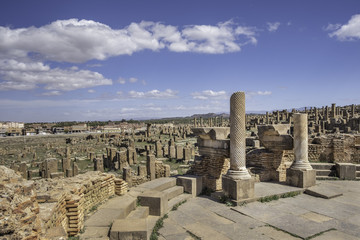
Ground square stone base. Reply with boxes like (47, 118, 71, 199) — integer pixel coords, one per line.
(222, 175, 255, 201)
(286, 168, 316, 188)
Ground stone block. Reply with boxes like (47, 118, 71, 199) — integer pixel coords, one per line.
(138, 190, 168, 216)
(123, 167, 132, 187)
(286, 168, 316, 188)
(110, 218, 148, 240)
(169, 146, 176, 159)
(176, 175, 203, 197)
(222, 176, 254, 201)
(335, 163, 356, 180)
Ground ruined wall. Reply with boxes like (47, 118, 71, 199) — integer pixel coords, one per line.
(309, 134, 360, 163)
(246, 149, 293, 182)
(0, 166, 42, 240)
(189, 140, 230, 191)
(0, 166, 128, 239)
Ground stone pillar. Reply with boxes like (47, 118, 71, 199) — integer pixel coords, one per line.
(176, 145, 183, 160)
(138, 165, 147, 177)
(286, 113, 316, 188)
(228, 92, 251, 179)
(222, 92, 254, 202)
(266, 112, 269, 124)
(331, 103, 336, 118)
(123, 167, 133, 187)
(156, 141, 163, 158)
(147, 154, 156, 180)
(291, 113, 312, 170)
(352, 104, 355, 118)
(147, 123, 151, 137)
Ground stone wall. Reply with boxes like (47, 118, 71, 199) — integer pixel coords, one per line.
(0, 166, 42, 240)
(189, 138, 230, 191)
(309, 134, 360, 163)
(0, 166, 128, 239)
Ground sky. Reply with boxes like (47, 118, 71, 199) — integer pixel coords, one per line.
(0, 0, 360, 122)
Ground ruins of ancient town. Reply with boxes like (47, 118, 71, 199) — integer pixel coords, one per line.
(1, 92, 360, 239)
(1, 2, 360, 239)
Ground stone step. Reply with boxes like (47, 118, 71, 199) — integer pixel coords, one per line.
(356, 177, 360, 180)
(356, 164, 360, 171)
(316, 176, 339, 180)
(126, 206, 149, 220)
(138, 190, 168, 216)
(167, 193, 192, 212)
(85, 195, 136, 227)
(311, 163, 336, 170)
(315, 169, 335, 176)
(356, 172, 360, 177)
(139, 177, 177, 192)
(110, 218, 148, 240)
(163, 186, 184, 201)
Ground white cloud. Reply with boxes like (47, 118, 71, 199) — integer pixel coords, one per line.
(118, 77, 126, 84)
(141, 80, 147, 85)
(0, 18, 258, 63)
(191, 90, 227, 100)
(88, 89, 95, 93)
(129, 77, 138, 83)
(328, 14, 360, 41)
(128, 89, 178, 99)
(246, 91, 272, 97)
(0, 59, 112, 91)
(267, 22, 280, 32)
(42, 91, 62, 96)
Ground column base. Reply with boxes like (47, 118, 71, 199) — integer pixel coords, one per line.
(286, 168, 316, 188)
(222, 175, 254, 201)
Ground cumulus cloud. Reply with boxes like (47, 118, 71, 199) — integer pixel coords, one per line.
(246, 91, 272, 97)
(129, 77, 138, 83)
(0, 19, 259, 92)
(0, 18, 258, 63)
(118, 77, 126, 84)
(88, 89, 95, 93)
(267, 22, 280, 32)
(327, 14, 360, 41)
(191, 90, 227, 100)
(42, 91, 62, 96)
(128, 89, 178, 99)
(0, 59, 112, 91)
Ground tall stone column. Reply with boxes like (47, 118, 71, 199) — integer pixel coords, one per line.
(287, 113, 316, 188)
(331, 103, 336, 118)
(223, 91, 254, 203)
(291, 113, 313, 170)
(228, 92, 251, 179)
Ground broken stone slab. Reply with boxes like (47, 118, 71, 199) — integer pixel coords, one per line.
(191, 127, 230, 140)
(258, 124, 293, 151)
(305, 183, 344, 199)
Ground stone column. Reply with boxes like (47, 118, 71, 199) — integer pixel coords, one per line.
(331, 103, 336, 118)
(286, 113, 316, 188)
(291, 113, 313, 170)
(223, 91, 254, 203)
(228, 92, 251, 179)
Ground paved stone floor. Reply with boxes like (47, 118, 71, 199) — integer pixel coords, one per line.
(159, 181, 360, 240)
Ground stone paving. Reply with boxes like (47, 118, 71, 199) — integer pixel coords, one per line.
(159, 181, 360, 240)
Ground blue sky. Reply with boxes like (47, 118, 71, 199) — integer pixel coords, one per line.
(0, 0, 360, 122)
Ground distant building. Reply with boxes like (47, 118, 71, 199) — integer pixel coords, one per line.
(0, 122, 24, 136)
(69, 124, 88, 133)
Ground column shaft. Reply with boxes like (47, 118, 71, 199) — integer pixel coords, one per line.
(291, 113, 312, 170)
(228, 91, 251, 179)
